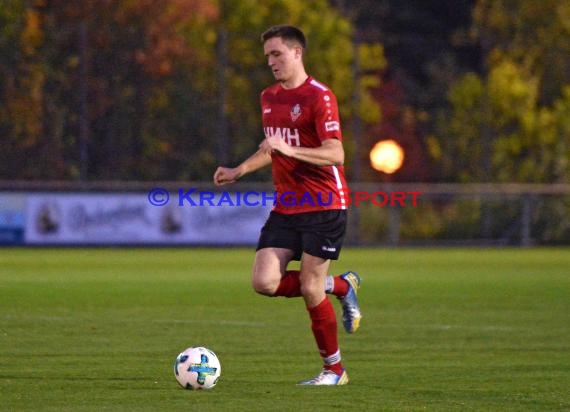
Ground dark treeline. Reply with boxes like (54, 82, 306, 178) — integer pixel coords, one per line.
(1, 0, 568, 183)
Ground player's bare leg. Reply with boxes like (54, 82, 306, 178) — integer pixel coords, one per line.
(299, 253, 329, 308)
(251, 247, 295, 296)
(252, 248, 349, 385)
(297, 253, 348, 386)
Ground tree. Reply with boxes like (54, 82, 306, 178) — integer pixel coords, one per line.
(1, 0, 384, 181)
(337, 0, 477, 182)
(436, 0, 570, 183)
(0, 0, 48, 178)
(0, 0, 219, 180)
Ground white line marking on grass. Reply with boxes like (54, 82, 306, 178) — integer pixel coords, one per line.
(382, 323, 520, 331)
(163, 319, 266, 327)
(3, 315, 266, 328)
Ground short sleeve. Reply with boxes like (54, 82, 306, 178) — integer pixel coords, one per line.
(313, 90, 342, 142)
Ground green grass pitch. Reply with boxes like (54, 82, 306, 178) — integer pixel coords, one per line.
(1, 247, 569, 411)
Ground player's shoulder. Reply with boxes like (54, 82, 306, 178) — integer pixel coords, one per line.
(260, 77, 337, 100)
(307, 77, 331, 93)
(261, 82, 281, 98)
(305, 77, 338, 101)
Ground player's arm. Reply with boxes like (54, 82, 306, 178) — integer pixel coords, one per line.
(213, 149, 272, 186)
(260, 137, 344, 167)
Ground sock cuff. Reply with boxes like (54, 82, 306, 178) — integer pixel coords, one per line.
(323, 349, 341, 366)
(325, 275, 334, 293)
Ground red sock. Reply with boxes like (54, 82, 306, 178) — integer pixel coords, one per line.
(331, 275, 349, 297)
(273, 270, 301, 298)
(308, 297, 343, 375)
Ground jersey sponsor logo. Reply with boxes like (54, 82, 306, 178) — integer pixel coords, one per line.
(263, 107, 272, 114)
(325, 121, 340, 132)
(290, 104, 301, 122)
(264, 126, 301, 147)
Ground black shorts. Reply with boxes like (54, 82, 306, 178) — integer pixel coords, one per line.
(256, 210, 347, 261)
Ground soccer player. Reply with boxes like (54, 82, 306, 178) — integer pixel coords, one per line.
(213, 25, 361, 386)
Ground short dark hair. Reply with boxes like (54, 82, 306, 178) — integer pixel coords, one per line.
(261, 25, 306, 50)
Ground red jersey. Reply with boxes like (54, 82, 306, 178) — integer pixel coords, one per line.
(260, 76, 348, 214)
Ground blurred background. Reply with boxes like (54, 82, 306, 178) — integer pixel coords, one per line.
(1, 0, 569, 246)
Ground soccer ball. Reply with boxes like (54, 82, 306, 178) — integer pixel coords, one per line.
(174, 347, 221, 390)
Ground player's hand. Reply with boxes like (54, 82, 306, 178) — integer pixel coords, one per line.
(259, 136, 293, 157)
(213, 166, 240, 186)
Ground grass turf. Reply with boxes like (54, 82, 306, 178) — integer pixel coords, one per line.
(1, 247, 569, 411)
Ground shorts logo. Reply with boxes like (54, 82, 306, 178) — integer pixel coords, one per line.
(322, 246, 337, 252)
(325, 121, 340, 132)
(290, 104, 302, 122)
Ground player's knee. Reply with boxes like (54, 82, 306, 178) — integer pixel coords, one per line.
(299, 279, 320, 298)
(252, 276, 278, 296)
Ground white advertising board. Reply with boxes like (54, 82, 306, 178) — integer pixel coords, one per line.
(25, 192, 272, 245)
(0, 193, 26, 244)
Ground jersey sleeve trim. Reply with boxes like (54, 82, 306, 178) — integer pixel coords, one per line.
(332, 165, 347, 209)
(309, 78, 329, 92)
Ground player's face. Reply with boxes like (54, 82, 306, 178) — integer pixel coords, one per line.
(263, 37, 302, 83)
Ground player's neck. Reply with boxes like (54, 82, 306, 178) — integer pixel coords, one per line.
(280, 70, 309, 90)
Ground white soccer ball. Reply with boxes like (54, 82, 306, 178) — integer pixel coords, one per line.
(174, 347, 221, 390)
